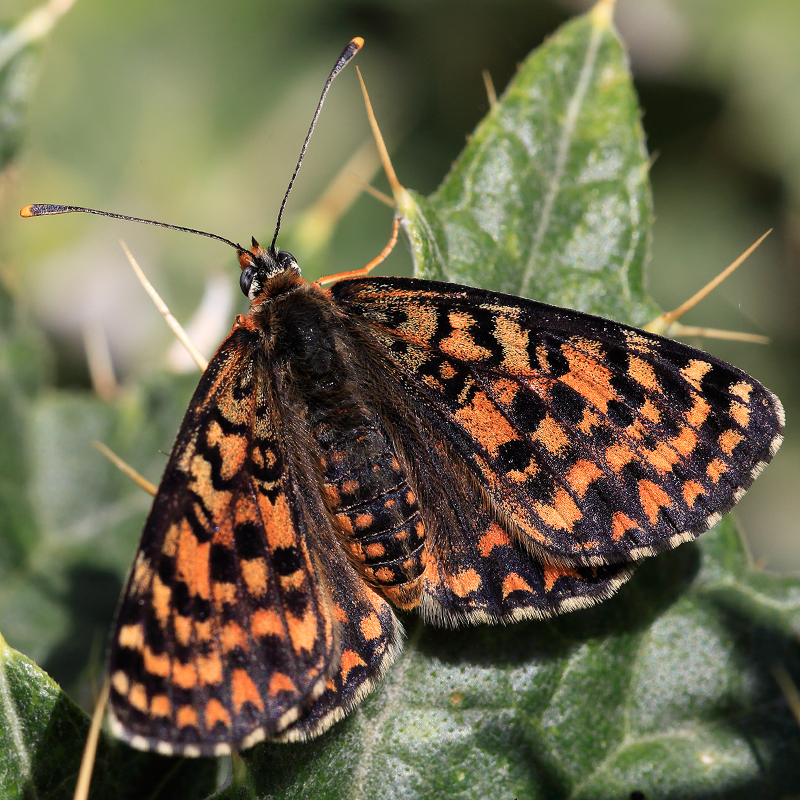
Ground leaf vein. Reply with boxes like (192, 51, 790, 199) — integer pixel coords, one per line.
(519, 20, 605, 297)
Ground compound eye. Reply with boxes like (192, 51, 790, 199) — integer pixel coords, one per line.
(239, 265, 254, 297)
(277, 251, 296, 270)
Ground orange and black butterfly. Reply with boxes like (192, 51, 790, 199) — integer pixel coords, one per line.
(23, 39, 784, 757)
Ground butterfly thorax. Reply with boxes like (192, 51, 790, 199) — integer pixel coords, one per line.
(258, 281, 428, 611)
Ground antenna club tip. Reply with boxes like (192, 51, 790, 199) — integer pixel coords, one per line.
(351, 36, 364, 51)
(20, 203, 69, 217)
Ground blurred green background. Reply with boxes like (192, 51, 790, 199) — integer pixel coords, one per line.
(1, 0, 798, 698)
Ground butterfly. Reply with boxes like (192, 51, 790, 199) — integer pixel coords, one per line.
(23, 38, 784, 758)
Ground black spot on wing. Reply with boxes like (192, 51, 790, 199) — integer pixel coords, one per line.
(549, 382, 586, 424)
(234, 521, 266, 560)
(210, 543, 238, 583)
(273, 545, 303, 576)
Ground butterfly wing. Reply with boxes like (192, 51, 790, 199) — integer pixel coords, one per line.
(331, 277, 784, 569)
(381, 413, 636, 624)
(107, 322, 400, 755)
(270, 563, 402, 742)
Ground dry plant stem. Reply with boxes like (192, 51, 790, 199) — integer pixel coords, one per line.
(666, 323, 769, 345)
(72, 681, 109, 800)
(119, 240, 208, 372)
(82, 322, 119, 401)
(646, 230, 772, 338)
(315, 69, 406, 286)
(356, 67, 411, 209)
(90, 440, 157, 497)
(482, 69, 498, 108)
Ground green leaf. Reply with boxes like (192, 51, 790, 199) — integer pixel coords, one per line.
(0, 0, 79, 590)
(0, 0, 79, 172)
(0, 278, 51, 579)
(225, 5, 798, 798)
(0, 373, 198, 674)
(0, 35, 38, 173)
(0, 631, 217, 800)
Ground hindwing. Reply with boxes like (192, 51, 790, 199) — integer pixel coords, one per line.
(379, 413, 636, 625)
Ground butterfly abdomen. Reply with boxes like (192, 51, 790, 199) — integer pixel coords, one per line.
(271, 287, 427, 611)
(320, 422, 427, 611)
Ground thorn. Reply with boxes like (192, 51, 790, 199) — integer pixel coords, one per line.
(356, 66, 413, 214)
(72, 681, 108, 800)
(357, 180, 395, 209)
(119, 240, 208, 372)
(292, 137, 383, 260)
(772, 664, 800, 730)
(82, 321, 118, 401)
(645, 230, 772, 338)
(660, 322, 769, 346)
(482, 69, 497, 108)
(90, 440, 157, 497)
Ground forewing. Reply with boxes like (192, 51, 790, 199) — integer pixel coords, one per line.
(332, 277, 784, 565)
(108, 325, 336, 756)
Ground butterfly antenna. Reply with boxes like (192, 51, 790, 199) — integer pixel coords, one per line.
(21, 37, 363, 256)
(270, 36, 364, 254)
(20, 204, 245, 253)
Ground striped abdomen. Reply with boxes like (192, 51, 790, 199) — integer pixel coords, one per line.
(314, 407, 427, 610)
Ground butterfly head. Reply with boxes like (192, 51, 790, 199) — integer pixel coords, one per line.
(238, 237, 299, 301)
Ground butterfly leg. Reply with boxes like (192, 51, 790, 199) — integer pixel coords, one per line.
(316, 216, 400, 286)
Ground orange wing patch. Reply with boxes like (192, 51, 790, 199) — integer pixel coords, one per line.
(543, 563, 582, 592)
(454, 389, 520, 458)
(233, 669, 265, 712)
(638, 480, 672, 525)
(447, 568, 482, 598)
(478, 524, 511, 556)
(502, 573, 533, 598)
